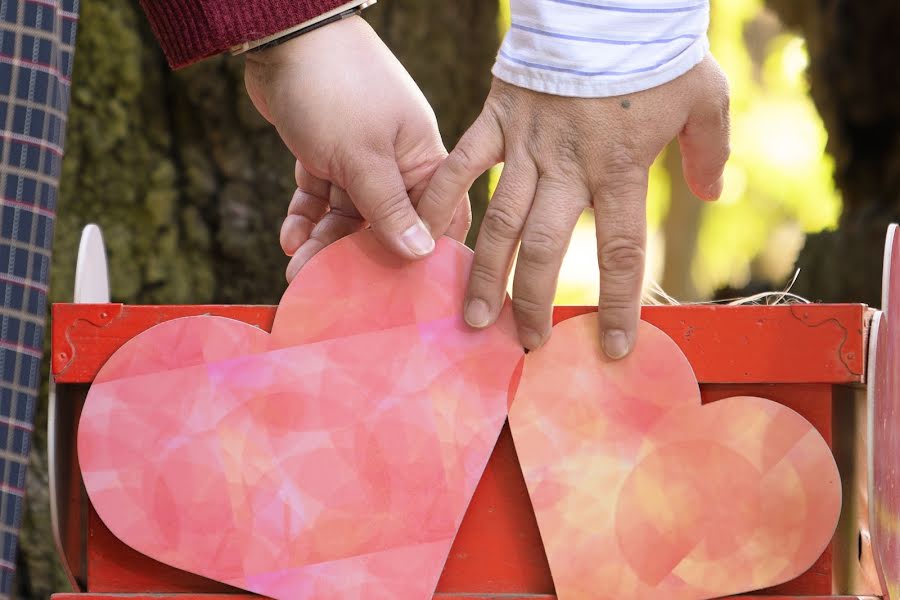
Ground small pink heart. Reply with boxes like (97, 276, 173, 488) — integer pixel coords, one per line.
(510, 314, 842, 600)
(78, 231, 524, 600)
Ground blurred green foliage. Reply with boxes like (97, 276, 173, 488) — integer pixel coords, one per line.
(694, 0, 840, 295)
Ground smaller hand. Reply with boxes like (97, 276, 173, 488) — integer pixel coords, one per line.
(244, 15, 471, 279)
(280, 161, 471, 280)
(417, 56, 730, 357)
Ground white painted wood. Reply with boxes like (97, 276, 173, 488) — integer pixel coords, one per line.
(49, 224, 110, 590)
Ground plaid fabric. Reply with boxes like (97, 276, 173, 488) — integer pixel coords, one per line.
(0, 0, 78, 596)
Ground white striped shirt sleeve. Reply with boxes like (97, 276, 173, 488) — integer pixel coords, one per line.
(493, 0, 710, 98)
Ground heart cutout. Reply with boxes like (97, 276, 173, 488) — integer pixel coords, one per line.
(78, 231, 524, 600)
(509, 314, 842, 600)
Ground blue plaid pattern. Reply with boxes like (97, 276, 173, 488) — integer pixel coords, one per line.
(0, 0, 78, 596)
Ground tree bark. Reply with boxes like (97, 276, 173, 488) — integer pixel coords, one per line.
(662, 144, 703, 300)
(766, 0, 900, 306)
(19, 1, 498, 597)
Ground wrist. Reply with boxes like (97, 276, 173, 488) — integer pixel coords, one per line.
(246, 14, 372, 67)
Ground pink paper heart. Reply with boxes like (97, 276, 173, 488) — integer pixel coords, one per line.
(509, 314, 842, 600)
(78, 231, 524, 600)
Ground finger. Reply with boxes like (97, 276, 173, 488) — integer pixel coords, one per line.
(343, 155, 435, 260)
(593, 167, 649, 360)
(678, 73, 731, 200)
(280, 188, 330, 256)
(446, 195, 473, 243)
(285, 187, 364, 281)
(464, 159, 538, 331)
(512, 179, 588, 349)
(417, 108, 504, 238)
(405, 159, 471, 243)
(295, 160, 330, 197)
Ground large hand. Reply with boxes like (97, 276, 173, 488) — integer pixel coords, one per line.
(244, 15, 470, 280)
(417, 56, 730, 358)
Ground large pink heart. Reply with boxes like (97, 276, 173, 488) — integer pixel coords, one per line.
(510, 314, 842, 600)
(78, 231, 524, 600)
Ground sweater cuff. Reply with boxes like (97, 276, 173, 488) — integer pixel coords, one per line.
(140, 0, 350, 69)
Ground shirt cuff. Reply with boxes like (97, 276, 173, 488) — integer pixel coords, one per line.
(492, 1, 710, 98)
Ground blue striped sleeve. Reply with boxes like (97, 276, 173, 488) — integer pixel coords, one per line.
(493, 0, 710, 97)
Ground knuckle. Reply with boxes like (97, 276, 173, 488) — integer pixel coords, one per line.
(556, 132, 583, 167)
(720, 84, 731, 114)
(714, 68, 731, 104)
(448, 142, 477, 176)
(487, 80, 520, 116)
(482, 203, 525, 242)
(603, 146, 642, 179)
(512, 294, 546, 321)
(369, 188, 412, 226)
(704, 68, 731, 126)
(594, 154, 647, 200)
(519, 229, 566, 268)
(468, 261, 503, 290)
(598, 237, 645, 278)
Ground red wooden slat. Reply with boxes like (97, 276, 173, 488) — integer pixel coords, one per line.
(51, 303, 866, 384)
(52, 304, 858, 597)
(51, 305, 275, 383)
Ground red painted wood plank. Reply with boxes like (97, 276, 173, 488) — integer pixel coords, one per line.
(51, 305, 276, 384)
(51, 303, 866, 384)
(556, 304, 866, 383)
(436, 424, 552, 593)
(52, 304, 852, 596)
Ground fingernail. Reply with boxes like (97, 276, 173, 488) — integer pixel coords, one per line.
(520, 328, 544, 350)
(402, 223, 435, 256)
(465, 298, 491, 328)
(603, 329, 629, 360)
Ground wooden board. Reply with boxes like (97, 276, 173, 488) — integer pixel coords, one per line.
(872, 223, 900, 598)
(52, 303, 867, 384)
(49, 304, 863, 597)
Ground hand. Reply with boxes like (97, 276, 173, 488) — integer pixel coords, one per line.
(417, 56, 730, 358)
(244, 16, 471, 280)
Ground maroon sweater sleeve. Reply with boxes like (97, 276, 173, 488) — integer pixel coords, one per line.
(140, 0, 350, 69)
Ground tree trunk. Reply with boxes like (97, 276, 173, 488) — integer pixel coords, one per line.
(662, 144, 703, 300)
(766, 0, 900, 306)
(19, 1, 498, 597)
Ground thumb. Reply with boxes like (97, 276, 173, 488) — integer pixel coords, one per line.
(343, 155, 435, 260)
(678, 76, 731, 201)
(417, 108, 504, 238)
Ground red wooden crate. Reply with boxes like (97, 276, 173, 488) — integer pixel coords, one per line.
(49, 302, 877, 599)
